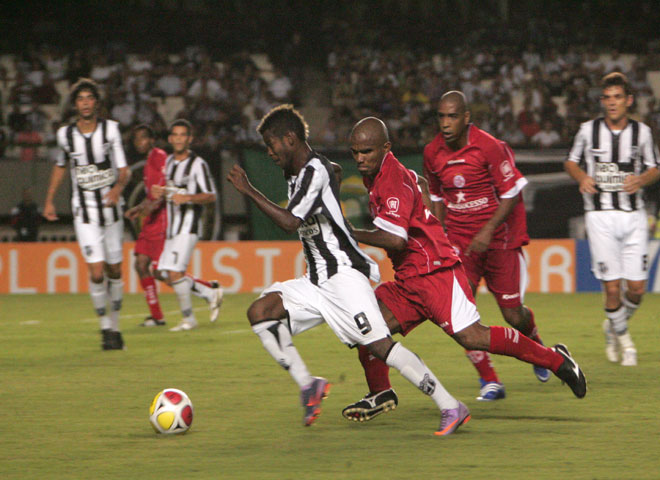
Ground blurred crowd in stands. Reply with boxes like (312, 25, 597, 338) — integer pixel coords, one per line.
(323, 44, 660, 149)
(3, 14, 660, 162)
(0, 43, 295, 163)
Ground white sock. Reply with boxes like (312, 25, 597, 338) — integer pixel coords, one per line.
(617, 331, 636, 350)
(252, 320, 313, 388)
(189, 276, 216, 302)
(89, 279, 111, 330)
(172, 276, 195, 323)
(385, 342, 458, 410)
(107, 277, 123, 332)
(606, 304, 628, 335)
(621, 294, 640, 320)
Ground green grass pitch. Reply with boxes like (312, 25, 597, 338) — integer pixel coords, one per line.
(1, 292, 659, 479)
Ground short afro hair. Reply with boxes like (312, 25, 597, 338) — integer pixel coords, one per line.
(257, 104, 309, 141)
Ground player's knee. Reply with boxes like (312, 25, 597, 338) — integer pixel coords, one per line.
(104, 263, 122, 280)
(134, 258, 150, 277)
(247, 299, 270, 325)
(366, 337, 393, 361)
(452, 323, 489, 350)
(603, 281, 621, 299)
(626, 282, 646, 297)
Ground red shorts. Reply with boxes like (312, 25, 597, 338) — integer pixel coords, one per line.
(375, 264, 480, 336)
(134, 230, 165, 265)
(449, 233, 524, 309)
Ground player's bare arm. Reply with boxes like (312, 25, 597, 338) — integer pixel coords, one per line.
(151, 184, 165, 200)
(623, 167, 660, 194)
(564, 161, 597, 194)
(43, 165, 67, 221)
(125, 196, 162, 220)
(466, 196, 519, 255)
(331, 161, 343, 184)
(430, 200, 447, 227)
(103, 167, 131, 207)
(171, 192, 215, 206)
(227, 164, 302, 234)
(416, 175, 433, 210)
(352, 227, 406, 252)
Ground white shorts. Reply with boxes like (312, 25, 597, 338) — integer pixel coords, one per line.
(74, 218, 124, 264)
(261, 268, 391, 347)
(585, 209, 649, 281)
(157, 233, 198, 272)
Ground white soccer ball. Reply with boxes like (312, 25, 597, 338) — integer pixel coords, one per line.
(149, 388, 194, 435)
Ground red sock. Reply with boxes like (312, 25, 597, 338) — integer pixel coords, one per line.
(520, 306, 543, 344)
(358, 344, 391, 393)
(188, 274, 213, 288)
(465, 350, 500, 383)
(489, 325, 564, 372)
(140, 276, 163, 320)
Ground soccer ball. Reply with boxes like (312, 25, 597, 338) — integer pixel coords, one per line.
(149, 388, 194, 435)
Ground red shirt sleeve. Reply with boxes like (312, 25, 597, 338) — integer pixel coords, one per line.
(372, 166, 415, 238)
(482, 138, 524, 196)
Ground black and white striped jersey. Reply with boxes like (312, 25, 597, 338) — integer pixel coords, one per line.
(56, 119, 127, 225)
(163, 152, 216, 238)
(567, 117, 659, 212)
(287, 152, 379, 285)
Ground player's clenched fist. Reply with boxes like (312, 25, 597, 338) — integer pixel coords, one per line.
(227, 164, 253, 195)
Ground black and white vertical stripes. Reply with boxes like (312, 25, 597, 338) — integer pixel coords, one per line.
(286, 152, 379, 285)
(163, 152, 215, 238)
(567, 117, 658, 212)
(57, 118, 127, 225)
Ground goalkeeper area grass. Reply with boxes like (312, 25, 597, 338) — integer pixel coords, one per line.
(1, 292, 658, 479)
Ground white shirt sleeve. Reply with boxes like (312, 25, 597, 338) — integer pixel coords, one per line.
(567, 123, 588, 163)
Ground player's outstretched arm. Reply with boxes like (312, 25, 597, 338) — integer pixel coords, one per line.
(227, 164, 302, 234)
(172, 192, 215, 206)
(43, 165, 67, 221)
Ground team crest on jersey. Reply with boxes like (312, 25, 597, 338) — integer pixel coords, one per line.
(500, 160, 514, 180)
(386, 197, 400, 216)
(453, 174, 465, 188)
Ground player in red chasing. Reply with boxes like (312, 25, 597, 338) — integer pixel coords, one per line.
(125, 124, 222, 328)
(341, 117, 586, 423)
(426, 91, 553, 394)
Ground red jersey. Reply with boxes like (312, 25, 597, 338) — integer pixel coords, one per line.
(364, 151, 460, 280)
(423, 124, 529, 250)
(141, 147, 168, 235)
